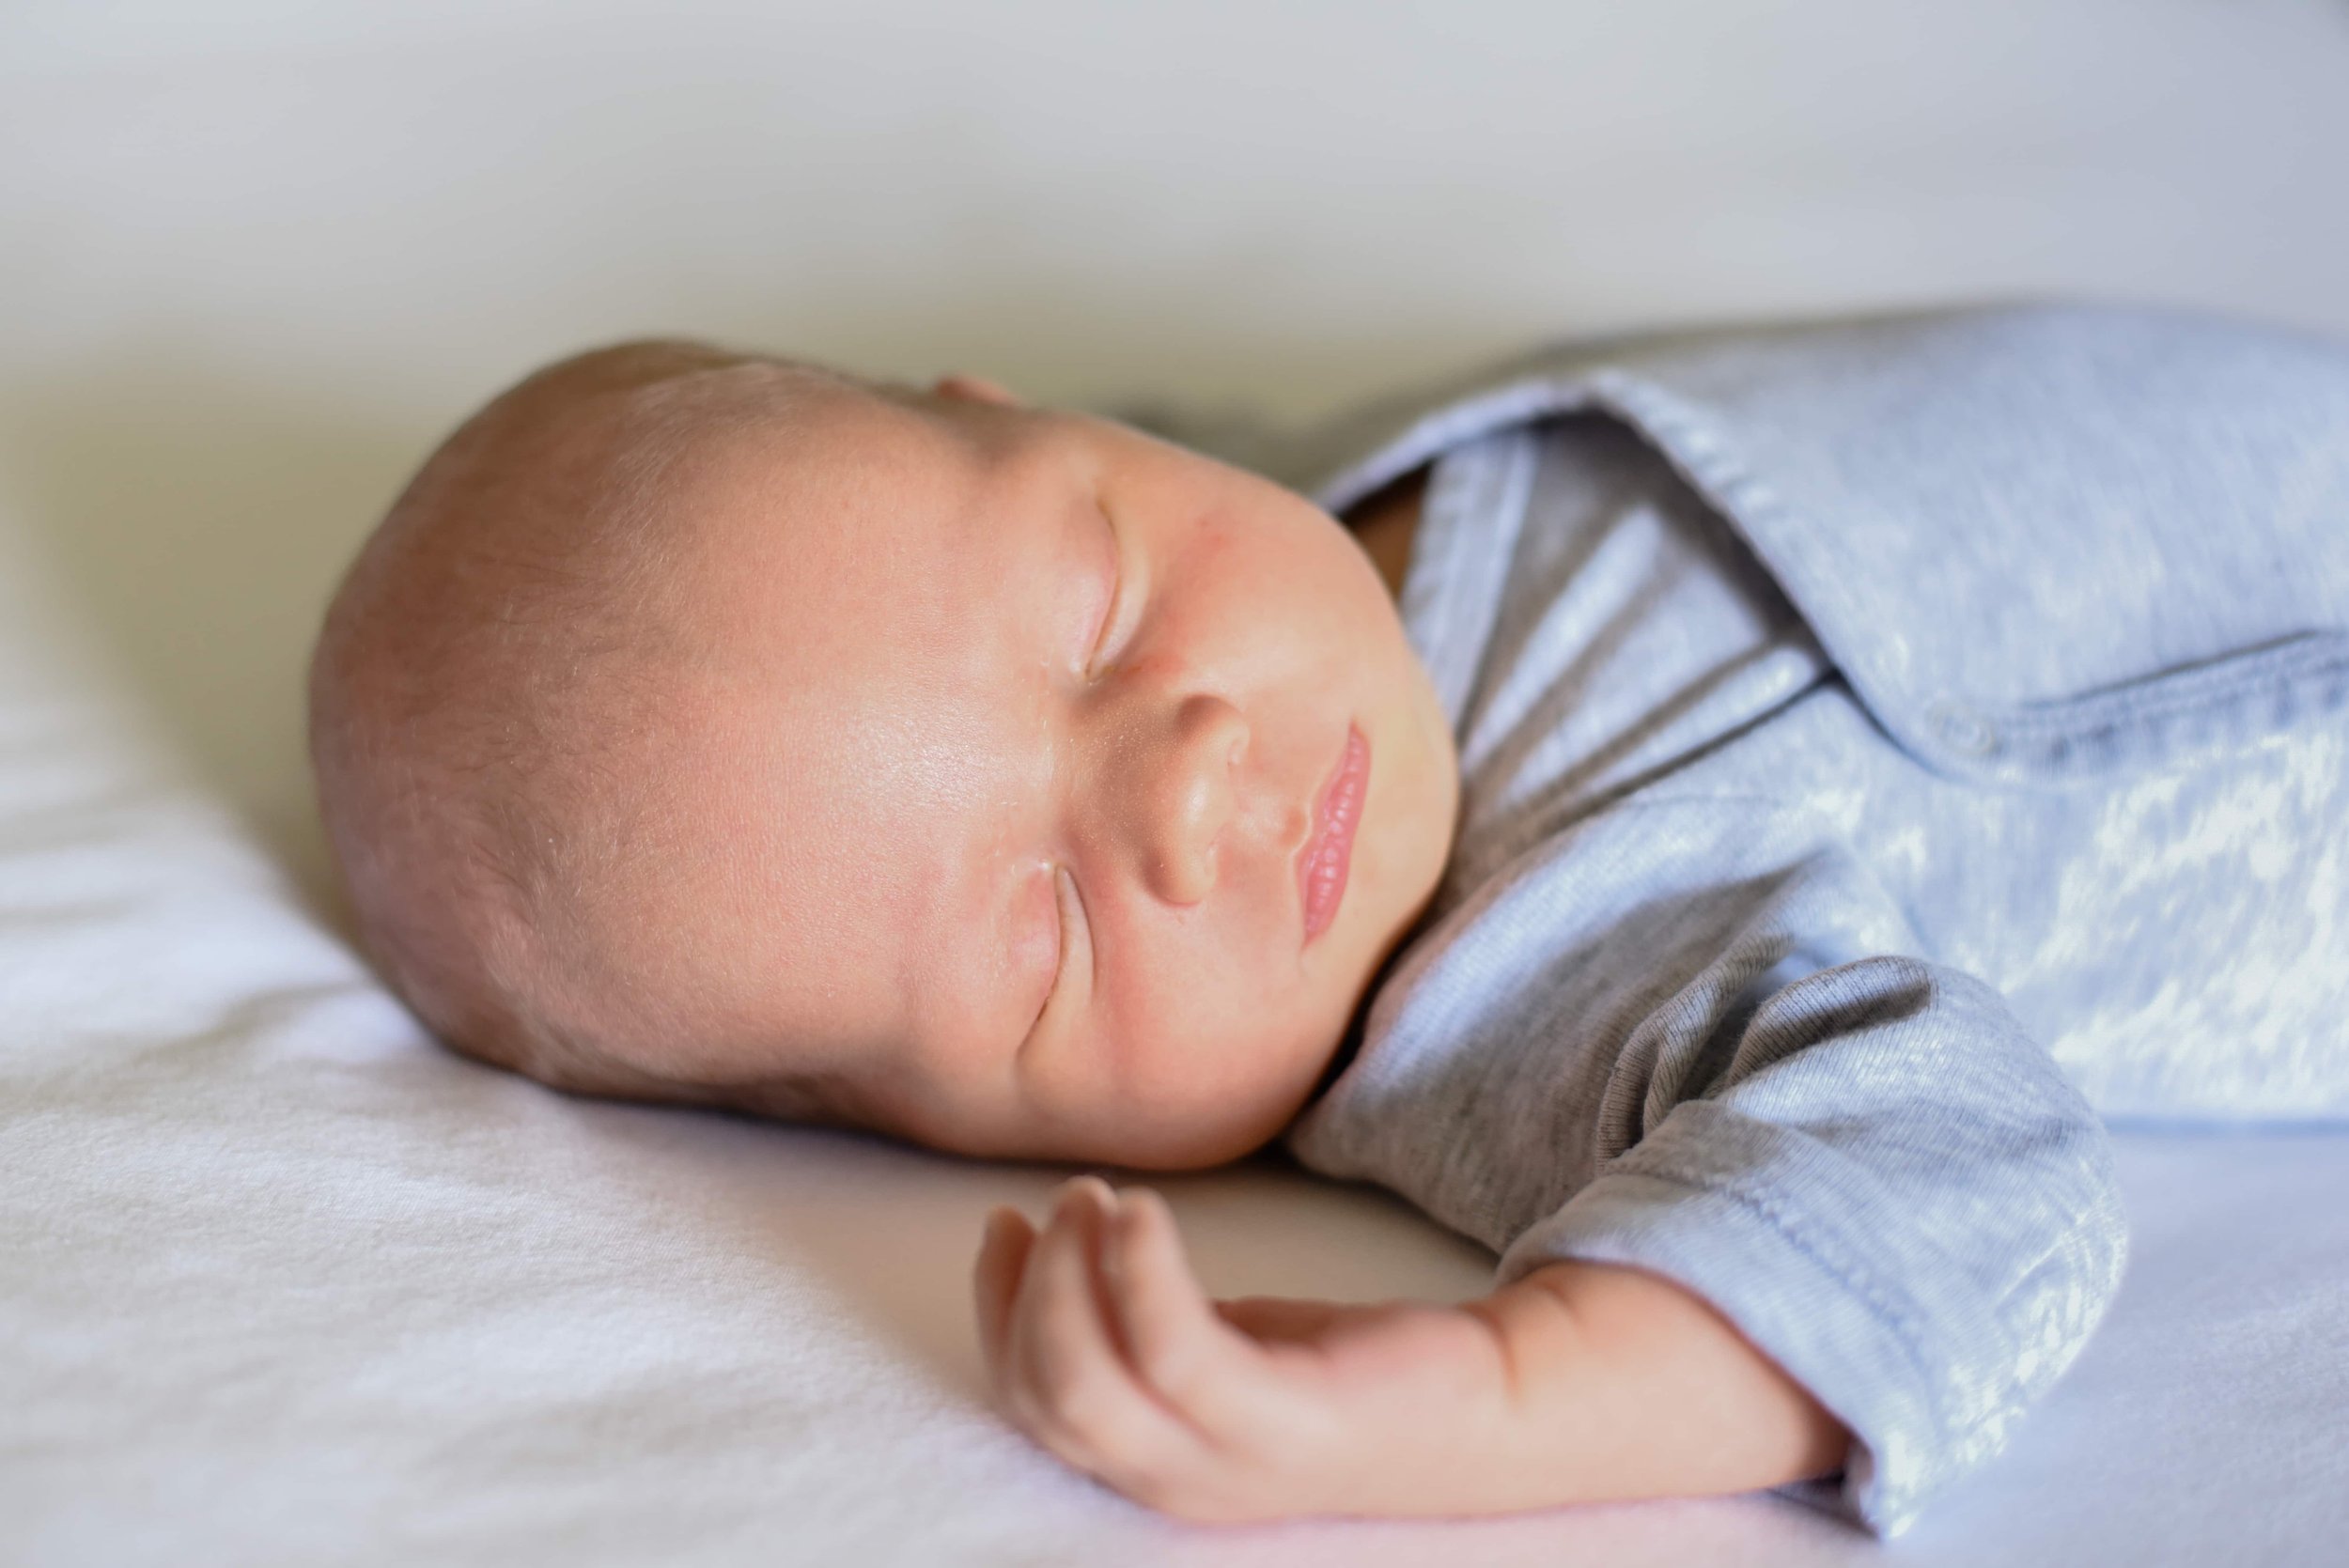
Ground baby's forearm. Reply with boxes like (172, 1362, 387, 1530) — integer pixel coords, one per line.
(1464, 1259, 1850, 1509)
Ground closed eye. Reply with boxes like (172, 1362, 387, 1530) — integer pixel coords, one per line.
(1084, 500, 1135, 677)
(1021, 864, 1093, 1054)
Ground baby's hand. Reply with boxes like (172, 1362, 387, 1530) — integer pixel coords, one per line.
(974, 1175, 1850, 1523)
(972, 1174, 1526, 1523)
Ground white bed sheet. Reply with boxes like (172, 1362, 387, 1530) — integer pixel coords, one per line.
(5, 3, 2347, 1563)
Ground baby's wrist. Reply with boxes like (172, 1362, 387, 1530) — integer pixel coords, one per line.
(1482, 1258, 1850, 1503)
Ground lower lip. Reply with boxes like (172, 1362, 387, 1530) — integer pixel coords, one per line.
(1299, 723, 1369, 947)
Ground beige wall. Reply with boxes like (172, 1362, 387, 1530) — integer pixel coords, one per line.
(5, 0, 2347, 889)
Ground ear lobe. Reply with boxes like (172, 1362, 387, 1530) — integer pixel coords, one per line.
(933, 373, 1023, 408)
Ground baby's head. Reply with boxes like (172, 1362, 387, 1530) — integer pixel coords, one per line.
(310, 341, 1458, 1168)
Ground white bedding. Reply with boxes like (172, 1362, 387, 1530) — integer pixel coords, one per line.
(5, 3, 2347, 1563)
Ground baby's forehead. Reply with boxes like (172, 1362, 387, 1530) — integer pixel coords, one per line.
(651, 396, 1050, 676)
(610, 444, 1044, 981)
(653, 375, 971, 531)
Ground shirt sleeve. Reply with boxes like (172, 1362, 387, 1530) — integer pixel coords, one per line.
(1283, 790, 2129, 1537)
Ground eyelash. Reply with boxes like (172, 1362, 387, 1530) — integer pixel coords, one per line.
(1084, 505, 1125, 677)
(1029, 863, 1084, 1045)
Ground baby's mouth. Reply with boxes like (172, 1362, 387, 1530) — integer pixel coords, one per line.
(1298, 722, 1369, 948)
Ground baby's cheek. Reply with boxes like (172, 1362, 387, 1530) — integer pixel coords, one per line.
(1003, 866, 1061, 1002)
(1117, 918, 1315, 1075)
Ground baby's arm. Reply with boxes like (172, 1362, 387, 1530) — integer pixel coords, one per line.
(973, 1176, 1847, 1523)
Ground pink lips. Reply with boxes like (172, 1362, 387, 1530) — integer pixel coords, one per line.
(1299, 723, 1369, 947)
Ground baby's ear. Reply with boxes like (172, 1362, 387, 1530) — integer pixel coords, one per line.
(932, 373, 1023, 408)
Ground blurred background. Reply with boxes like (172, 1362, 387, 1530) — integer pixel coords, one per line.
(4, 0, 2347, 898)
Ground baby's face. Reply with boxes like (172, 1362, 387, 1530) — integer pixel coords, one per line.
(607, 373, 1457, 1167)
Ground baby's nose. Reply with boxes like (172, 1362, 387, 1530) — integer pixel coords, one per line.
(1132, 693, 1247, 906)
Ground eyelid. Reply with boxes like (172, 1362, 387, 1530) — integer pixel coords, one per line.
(1083, 501, 1137, 678)
(1022, 863, 1093, 1052)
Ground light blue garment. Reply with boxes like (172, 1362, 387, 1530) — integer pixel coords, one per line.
(1261, 303, 2349, 1535)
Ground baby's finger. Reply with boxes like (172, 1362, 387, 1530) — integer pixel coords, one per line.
(973, 1205, 1034, 1389)
(1007, 1180, 1208, 1487)
(1106, 1188, 1277, 1436)
(1006, 1180, 1138, 1449)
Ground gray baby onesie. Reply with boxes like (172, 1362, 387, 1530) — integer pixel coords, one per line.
(1264, 303, 2349, 1534)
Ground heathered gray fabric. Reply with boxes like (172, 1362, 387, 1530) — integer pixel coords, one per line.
(1268, 303, 2349, 1535)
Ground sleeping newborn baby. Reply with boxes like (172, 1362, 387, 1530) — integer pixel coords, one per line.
(310, 304, 2349, 1536)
